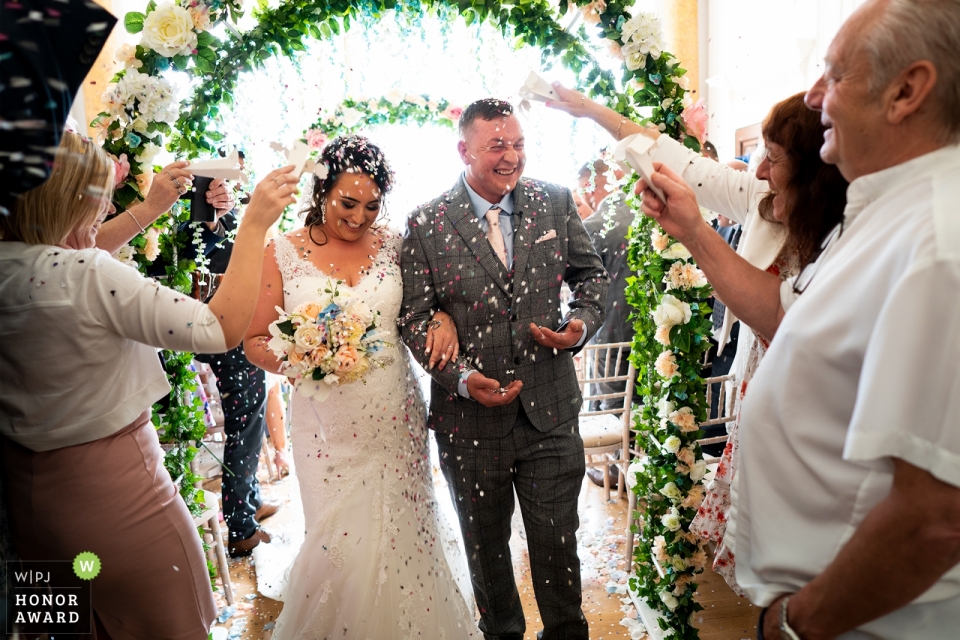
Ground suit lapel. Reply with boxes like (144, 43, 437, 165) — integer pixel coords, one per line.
(445, 178, 512, 295)
(509, 179, 542, 298)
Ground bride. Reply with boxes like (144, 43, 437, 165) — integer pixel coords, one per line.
(244, 135, 477, 639)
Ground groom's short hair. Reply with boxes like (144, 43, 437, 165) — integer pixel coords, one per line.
(459, 98, 514, 139)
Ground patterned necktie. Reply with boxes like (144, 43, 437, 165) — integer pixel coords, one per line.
(485, 206, 508, 267)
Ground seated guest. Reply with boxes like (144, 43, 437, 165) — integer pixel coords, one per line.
(548, 89, 847, 592)
(0, 131, 297, 638)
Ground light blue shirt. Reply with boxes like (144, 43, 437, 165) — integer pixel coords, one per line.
(456, 174, 583, 398)
(463, 175, 516, 268)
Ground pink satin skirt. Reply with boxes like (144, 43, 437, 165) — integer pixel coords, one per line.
(2, 413, 217, 639)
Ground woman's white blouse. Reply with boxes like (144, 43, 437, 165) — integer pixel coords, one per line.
(0, 243, 226, 451)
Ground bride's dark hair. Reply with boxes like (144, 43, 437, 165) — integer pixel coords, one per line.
(302, 135, 395, 228)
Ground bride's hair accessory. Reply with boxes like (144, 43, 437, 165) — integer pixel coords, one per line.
(303, 135, 394, 228)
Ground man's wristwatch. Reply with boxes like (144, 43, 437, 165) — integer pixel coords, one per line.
(780, 596, 801, 640)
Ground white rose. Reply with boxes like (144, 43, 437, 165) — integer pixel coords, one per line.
(690, 460, 708, 482)
(344, 299, 375, 328)
(657, 398, 675, 418)
(141, 3, 198, 58)
(626, 459, 646, 490)
(670, 555, 687, 572)
(294, 325, 324, 351)
(663, 435, 681, 454)
(660, 242, 692, 260)
(681, 263, 708, 289)
(135, 142, 161, 164)
(661, 507, 681, 532)
(367, 98, 381, 111)
(114, 244, 137, 267)
(660, 590, 680, 611)
(385, 89, 404, 106)
(405, 93, 427, 106)
(131, 117, 149, 134)
(339, 107, 364, 129)
(652, 294, 692, 328)
(621, 42, 647, 71)
(659, 481, 681, 501)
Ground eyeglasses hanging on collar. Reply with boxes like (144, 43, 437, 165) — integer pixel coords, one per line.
(792, 219, 845, 295)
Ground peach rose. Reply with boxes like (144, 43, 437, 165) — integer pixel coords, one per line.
(669, 406, 698, 432)
(297, 302, 323, 321)
(287, 348, 306, 365)
(688, 548, 708, 571)
(134, 170, 153, 198)
(681, 484, 705, 510)
(655, 325, 671, 346)
(310, 344, 331, 367)
(335, 344, 359, 374)
(651, 228, 670, 253)
(676, 446, 696, 468)
(655, 350, 680, 379)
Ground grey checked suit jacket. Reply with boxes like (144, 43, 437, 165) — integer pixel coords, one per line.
(400, 176, 609, 439)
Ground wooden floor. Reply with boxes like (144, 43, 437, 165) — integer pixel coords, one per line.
(206, 465, 757, 639)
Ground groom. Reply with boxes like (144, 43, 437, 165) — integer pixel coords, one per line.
(400, 98, 608, 640)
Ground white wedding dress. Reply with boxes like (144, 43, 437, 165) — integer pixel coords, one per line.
(269, 228, 477, 639)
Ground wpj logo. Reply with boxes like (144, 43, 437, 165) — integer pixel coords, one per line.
(5, 554, 96, 634)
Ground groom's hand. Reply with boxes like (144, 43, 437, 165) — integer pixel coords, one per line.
(467, 374, 523, 407)
(530, 320, 585, 350)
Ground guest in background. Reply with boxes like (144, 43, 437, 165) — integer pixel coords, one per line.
(579, 158, 636, 489)
(548, 88, 847, 593)
(152, 185, 283, 557)
(573, 190, 594, 220)
(0, 131, 297, 638)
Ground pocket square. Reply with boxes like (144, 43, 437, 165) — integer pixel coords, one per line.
(534, 229, 557, 243)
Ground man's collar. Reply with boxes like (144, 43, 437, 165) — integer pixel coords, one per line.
(844, 144, 960, 225)
(462, 173, 515, 221)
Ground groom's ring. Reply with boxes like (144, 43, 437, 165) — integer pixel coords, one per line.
(427, 319, 442, 330)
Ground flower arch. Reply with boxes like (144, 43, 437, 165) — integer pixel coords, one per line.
(97, 1, 711, 635)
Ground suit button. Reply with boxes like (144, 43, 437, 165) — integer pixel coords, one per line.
(514, 356, 521, 365)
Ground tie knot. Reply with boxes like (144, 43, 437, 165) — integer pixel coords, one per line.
(485, 207, 501, 226)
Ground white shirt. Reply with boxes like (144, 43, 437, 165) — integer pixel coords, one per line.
(729, 145, 960, 638)
(0, 243, 226, 451)
(649, 135, 786, 352)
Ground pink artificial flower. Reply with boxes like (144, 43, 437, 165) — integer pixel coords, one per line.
(112, 153, 130, 186)
(442, 105, 463, 121)
(681, 97, 708, 145)
(305, 129, 328, 150)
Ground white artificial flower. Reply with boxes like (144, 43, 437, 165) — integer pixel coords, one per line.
(661, 507, 681, 532)
(651, 228, 670, 252)
(621, 42, 647, 71)
(343, 298, 374, 327)
(670, 555, 687, 572)
(339, 107, 364, 129)
(367, 98, 381, 111)
(659, 481, 681, 501)
(657, 398, 676, 418)
(662, 98, 674, 108)
(427, 99, 439, 111)
(131, 117, 149, 134)
(294, 325, 324, 351)
(115, 43, 142, 70)
(700, 206, 718, 223)
(660, 242, 693, 260)
(690, 459, 708, 482)
(385, 89, 404, 106)
(626, 459, 646, 490)
(652, 294, 692, 328)
(141, 2, 198, 58)
(114, 244, 138, 267)
(663, 435, 681, 454)
(405, 93, 427, 107)
(664, 262, 708, 290)
(135, 142, 161, 164)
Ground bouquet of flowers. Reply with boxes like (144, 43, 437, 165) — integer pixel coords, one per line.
(267, 283, 393, 401)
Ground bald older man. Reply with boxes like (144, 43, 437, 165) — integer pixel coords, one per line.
(720, 1, 960, 638)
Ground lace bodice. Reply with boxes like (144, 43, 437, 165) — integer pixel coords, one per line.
(269, 227, 476, 639)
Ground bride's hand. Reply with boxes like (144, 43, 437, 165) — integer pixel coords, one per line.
(425, 311, 459, 371)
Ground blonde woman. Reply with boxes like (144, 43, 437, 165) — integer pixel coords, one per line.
(0, 132, 297, 639)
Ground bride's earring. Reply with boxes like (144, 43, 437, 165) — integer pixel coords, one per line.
(320, 199, 326, 224)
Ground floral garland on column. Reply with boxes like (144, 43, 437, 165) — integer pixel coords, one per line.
(91, 0, 242, 524)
